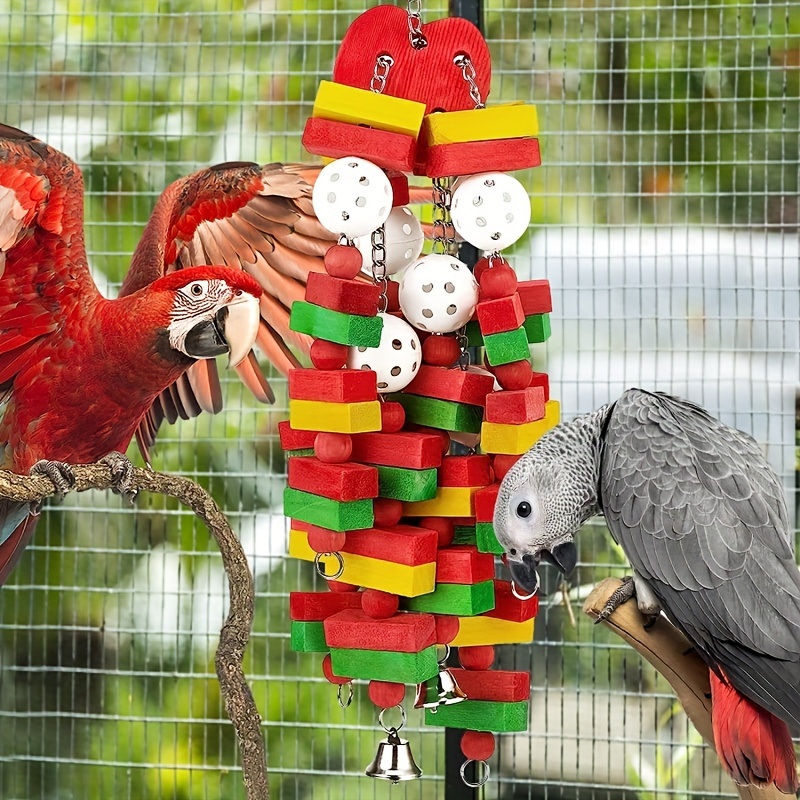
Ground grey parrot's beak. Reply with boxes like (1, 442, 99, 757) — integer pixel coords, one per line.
(183, 293, 260, 366)
(509, 554, 540, 595)
(540, 541, 578, 577)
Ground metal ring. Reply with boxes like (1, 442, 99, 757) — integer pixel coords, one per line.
(378, 703, 406, 733)
(337, 682, 353, 709)
(437, 643, 451, 665)
(314, 551, 344, 581)
(460, 759, 490, 787)
(511, 572, 539, 600)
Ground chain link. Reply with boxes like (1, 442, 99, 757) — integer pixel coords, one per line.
(431, 176, 456, 256)
(456, 326, 470, 370)
(453, 54, 485, 109)
(406, 0, 428, 49)
(370, 54, 394, 94)
(370, 225, 389, 313)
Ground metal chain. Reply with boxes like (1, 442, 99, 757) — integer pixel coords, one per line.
(406, 0, 427, 49)
(370, 54, 394, 94)
(453, 54, 485, 109)
(370, 225, 389, 313)
(456, 326, 470, 370)
(431, 176, 456, 255)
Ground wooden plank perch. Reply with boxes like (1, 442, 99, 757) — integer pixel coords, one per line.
(583, 578, 787, 800)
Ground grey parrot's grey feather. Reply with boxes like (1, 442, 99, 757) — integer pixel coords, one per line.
(601, 389, 800, 728)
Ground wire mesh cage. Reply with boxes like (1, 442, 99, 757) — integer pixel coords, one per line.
(1, 0, 798, 799)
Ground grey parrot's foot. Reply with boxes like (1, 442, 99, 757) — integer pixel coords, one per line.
(29, 460, 77, 514)
(99, 452, 138, 504)
(595, 576, 635, 624)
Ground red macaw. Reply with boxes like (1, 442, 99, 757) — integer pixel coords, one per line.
(0, 122, 339, 584)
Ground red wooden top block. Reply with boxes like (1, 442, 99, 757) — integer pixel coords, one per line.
(476, 294, 525, 336)
(278, 420, 318, 451)
(485, 386, 546, 425)
(288, 457, 379, 502)
(305, 271, 382, 318)
(438, 455, 493, 488)
(288, 368, 377, 403)
(422, 138, 541, 178)
(473, 483, 500, 523)
(530, 371, 550, 402)
(448, 668, 530, 702)
(517, 280, 552, 315)
(486, 580, 539, 622)
(404, 365, 495, 407)
(324, 609, 436, 652)
(350, 430, 443, 469)
(289, 591, 363, 621)
(436, 545, 496, 584)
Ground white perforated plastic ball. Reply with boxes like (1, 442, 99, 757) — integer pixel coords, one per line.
(354, 206, 424, 276)
(311, 157, 393, 238)
(398, 253, 479, 334)
(451, 172, 531, 251)
(347, 313, 421, 393)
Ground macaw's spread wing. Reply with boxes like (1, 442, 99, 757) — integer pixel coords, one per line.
(601, 389, 800, 728)
(122, 162, 338, 460)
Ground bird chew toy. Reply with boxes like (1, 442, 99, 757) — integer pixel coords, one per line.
(283, 0, 553, 786)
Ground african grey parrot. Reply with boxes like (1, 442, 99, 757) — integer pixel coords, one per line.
(493, 388, 800, 793)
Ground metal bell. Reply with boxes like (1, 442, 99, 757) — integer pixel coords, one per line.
(365, 727, 422, 783)
(413, 665, 468, 710)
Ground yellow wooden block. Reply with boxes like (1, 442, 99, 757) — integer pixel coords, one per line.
(481, 400, 561, 455)
(289, 398, 382, 434)
(451, 616, 535, 647)
(288, 528, 436, 597)
(403, 486, 477, 518)
(422, 103, 539, 147)
(312, 80, 426, 138)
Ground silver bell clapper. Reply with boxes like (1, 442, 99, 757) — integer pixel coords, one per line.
(413, 645, 468, 711)
(365, 705, 422, 783)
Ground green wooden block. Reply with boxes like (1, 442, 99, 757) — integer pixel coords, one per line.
(524, 313, 551, 343)
(403, 580, 495, 616)
(286, 448, 315, 458)
(424, 700, 529, 732)
(289, 301, 383, 347)
(330, 645, 439, 683)
(465, 319, 484, 347)
(376, 465, 438, 501)
(483, 327, 531, 366)
(453, 525, 478, 545)
(388, 393, 483, 434)
(283, 487, 373, 532)
(476, 521, 504, 554)
(291, 621, 328, 652)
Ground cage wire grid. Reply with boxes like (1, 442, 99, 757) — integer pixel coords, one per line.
(1, 0, 799, 798)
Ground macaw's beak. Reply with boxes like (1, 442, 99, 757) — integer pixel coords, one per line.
(540, 541, 578, 577)
(183, 293, 260, 367)
(509, 554, 540, 595)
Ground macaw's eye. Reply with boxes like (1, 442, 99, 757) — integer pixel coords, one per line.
(516, 501, 532, 519)
(190, 282, 205, 297)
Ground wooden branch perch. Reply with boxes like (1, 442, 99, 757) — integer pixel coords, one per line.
(583, 578, 786, 800)
(0, 464, 269, 800)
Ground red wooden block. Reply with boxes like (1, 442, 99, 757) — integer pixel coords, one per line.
(386, 170, 410, 207)
(305, 272, 382, 318)
(324, 609, 436, 652)
(310, 338, 349, 369)
(288, 368, 377, 403)
(461, 730, 496, 761)
(420, 517, 455, 547)
(350, 431, 443, 469)
(436, 545, 495, 584)
(517, 279, 553, 315)
(288, 457, 379, 502)
(458, 645, 495, 670)
(369, 681, 406, 708)
(485, 386, 546, 425)
(315, 432, 353, 464)
(476, 294, 525, 336)
(434, 615, 460, 644)
(473, 483, 499, 523)
(323, 245, 362, 280)
(385, 278, 400, 311)
(404, 365, 495, 407)
(449, 669, 530, 702)
(289, 591, 363, 621)
(438, 455, 493, 488)
(530, 371, 550, 402)
(424, 138, 541, 178)
(486, 580, 539, 622)
(278, 420, 317, 451)
(492, 454, 521, 480)
(406, 425, 451, 456)
(303, 117, 417, 173)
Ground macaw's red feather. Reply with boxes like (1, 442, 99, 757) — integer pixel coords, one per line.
(710, 669, 799, 793)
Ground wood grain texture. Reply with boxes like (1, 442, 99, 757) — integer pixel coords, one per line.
(283, 487, 373, 531)
(421, 103, 538, 146)
(350, 430, 443, 469)
(485, 386, 546, 425)
(404, 364, 495, 407)
(424, 699, 529, 732)
(287, 456, 379, 502)
(289, 398, 382, 434)
(450, 615, 535, 647)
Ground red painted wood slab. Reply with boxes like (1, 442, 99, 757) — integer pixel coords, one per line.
(288, 457, 379, 502)
(350, 430, 443, 469)
(278, 420, 318, 451)
(289, 591, 363, 621)
(404, 365, 495, 407)
(436, 545, 495, 584)
(487, 580, 539, 622)
(485, 386, 546, 425)
(530, 371, 550, 401)
(324, 609, 436, 652)
(449, 668, 530, 702)
(305, 272, 382, 318)
(288, 368, 377, 403)
(438, 455, 493, 487)
(422, 138, 541, 178)
(517, 280, 553, 315)
(473, 483, 499, 523)
(476, 294, 525, 336)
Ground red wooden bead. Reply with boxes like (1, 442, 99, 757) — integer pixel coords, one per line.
(310, 339, 348, 370)
(324, 244, 362, 279)
(380, 401, 406, 433)
(434, 615, 460, 645)
(461, 730, 495, 761)
(373, 498, 403, 527)
(368, 680, 406, 708)
(420, 516, 455, 547)
(493, 454, 521, 481)
(479, 262, 518, 300)
(306, 526, 347, 553)
(362, 589, 400, 618)
(327, 580, 359, 593)
(473, 256, 491, 284)
(314, 432, 353, 464)
(385, 279, 401, 311)
(322, 653, 351, 684)
(459, 645, 495, 670)
(486, 358, 533, 391)
(422, 334, 461, 367)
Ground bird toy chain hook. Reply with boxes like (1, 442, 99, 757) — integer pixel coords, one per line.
(314, 551, 345, 581)
(431, 177, 456, 256)
(337, 682, 353, 709)
(453, 54, 485, 109)
(371, 225, 389, 313)
(406, 0, 428, 49)
(461, 759, 490, 788)
(370, 54, 394, 94)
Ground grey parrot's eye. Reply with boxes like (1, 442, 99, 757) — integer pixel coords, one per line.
(516, 502, 532, 519)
